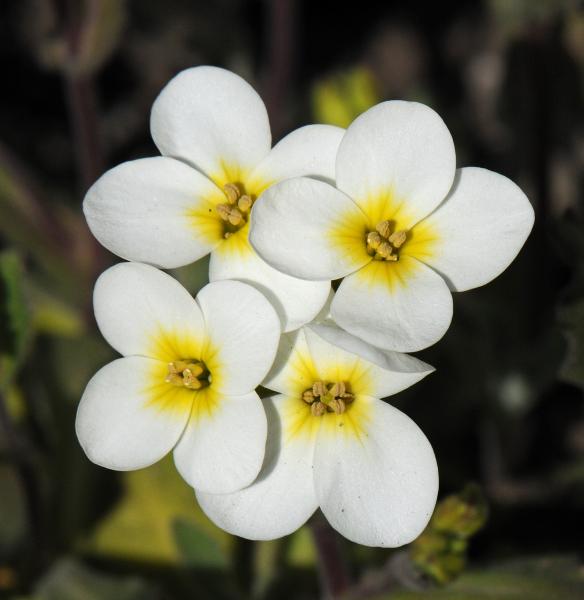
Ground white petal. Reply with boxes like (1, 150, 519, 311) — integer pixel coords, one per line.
(209, 244, 331, 333)
(196, 280, 280, 395)
(331, 257, 453, 352)
(196, 395, 318, 539)
(250, 124, 345, 186)
(306, 324, 434, 398)
(336, 101, 456, 227)
(315, 397, 438, 547)
(420, 167, 535, 291)
(76, 357, 189, 470)
(250, 177, 370, 280)
(150, 66, 271, 179)
(173, 391, 267, 494)
(83, 157, 222, 268)
(94, 262, 205, 359)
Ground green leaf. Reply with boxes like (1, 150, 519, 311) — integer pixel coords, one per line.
(34, 558, 158, 600)
(81, 456, 231, 565)
(0, 251, 32, 392)
(172, 518, 229, 568)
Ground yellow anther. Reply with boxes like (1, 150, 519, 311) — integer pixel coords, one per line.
(328, 398, 346, 414)
(329, 382, 346, 397)
(313, 381, 326, 397)
(376, 241, 394, 259)
(223, 183, 240, 204)
(227, 207, 244, 226)
(302, 390, 315, 404)
(165, 360, 208, 390)
(388, 230, 407, 248)
(237, 194, 253, 212)
(366, 231, 382, 250)
(311, 401, 327, 417)
(376, 220, 392, 239)
(216, 203, 232, 221)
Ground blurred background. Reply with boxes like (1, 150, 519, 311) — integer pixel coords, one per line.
(0, 0, 583, 598)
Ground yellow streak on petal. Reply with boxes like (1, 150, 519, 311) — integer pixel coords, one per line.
(143, 360, 195, 420)
(359, 187, 415, 232)
(143, 329, 223, 419)
(211, 222, 255, 261)
(185, 188, 225, 246)
(327, 207, 371, 270)
(147, 326, 204, 364)
(354, 255, 420, 292)
(402, 216, 441, 262)
(281, 345, 374, 443)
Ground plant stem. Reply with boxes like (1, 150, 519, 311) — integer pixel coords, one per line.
(309, 514, 352, 599)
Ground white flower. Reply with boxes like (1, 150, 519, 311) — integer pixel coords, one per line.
(249, 101, 535, 351)
(75, 262, 280, 494)
(196, 323, 438, 547)
(83, 66, 342, 332)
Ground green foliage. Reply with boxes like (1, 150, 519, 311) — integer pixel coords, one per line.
(81, 456, 230, 565)
(311, 66, 379, 128)
(409, 484, 488, 584)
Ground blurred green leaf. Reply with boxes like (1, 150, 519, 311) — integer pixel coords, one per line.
(0, 251, 32, 392)
(379, 556, 584, 600)
(33, 558, 158, 600)
(287, 526, 317, 568)
(410, 484, 488, 584)
(172, 518, 229, 568)
(81, 456, 231, 564)
(31, 287, 85, 338)
(312, 66, 379, 128)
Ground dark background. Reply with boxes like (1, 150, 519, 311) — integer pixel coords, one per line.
(0, 0, 583, 598)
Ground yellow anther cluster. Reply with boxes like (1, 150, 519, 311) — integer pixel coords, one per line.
(216, 183, 254, 238)
(165, 359, 209, 390)
(302, 380, 354, 416)
(366, 220, 408, 262)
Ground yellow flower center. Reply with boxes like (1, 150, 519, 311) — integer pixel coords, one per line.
(302, 380, 355, 416)
(165, 359, 210, 390)
(365, 219, 408, 262)
(215, 182, 256, 239)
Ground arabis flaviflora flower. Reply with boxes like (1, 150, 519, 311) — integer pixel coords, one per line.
(76, 262, 280, 494)
(197, 323, 438, 547)
(83, 66, 343, 331)
(249, 101, 535, 351)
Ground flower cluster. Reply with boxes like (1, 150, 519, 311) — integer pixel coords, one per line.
(77, 66, 534, 547)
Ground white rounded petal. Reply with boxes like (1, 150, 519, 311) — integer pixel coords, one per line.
(83, 157, 221, 268)
(209, 245, 331, 333)
(306, 324, 434, 398)
(196, 395, 318, 539)
(420, 167, 535, 292)
(336, 101, 456, 226)
(173, 391, 267, 494)
(150, 66, 271, 178)
(196, 280, 280, 395)
(250, 124, 345, 186)
(315, 398, 438, 547)
(76, 357, 189, 471)
(250, 177, 370, 280)
(94, 262, 205, 358)
(331, 257, 453, 352)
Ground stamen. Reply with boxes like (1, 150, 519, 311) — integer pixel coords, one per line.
(302, 380, 355, 416)
(165, 359, 209, 390)
(388, 230, 407, 248)
(367, 220, 409, 262)
(375, 220, 392, 239)
(223, 183, 240, 204)
(237, 195, 253, 212)
(227, 207, 244, 226)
